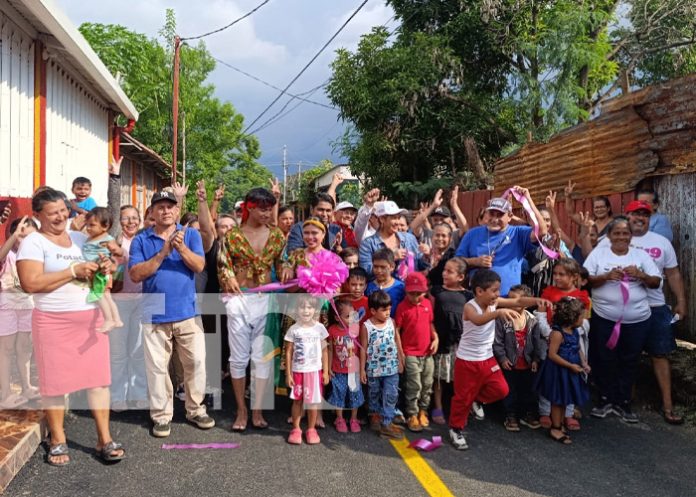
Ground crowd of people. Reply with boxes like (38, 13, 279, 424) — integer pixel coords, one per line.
(0, 164, 687, 465)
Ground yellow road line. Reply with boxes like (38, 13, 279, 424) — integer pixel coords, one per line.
(390, 437, 455, 497)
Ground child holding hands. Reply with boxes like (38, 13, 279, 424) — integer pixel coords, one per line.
(535, 297, 590, 445)
(285, 295, 330, 445)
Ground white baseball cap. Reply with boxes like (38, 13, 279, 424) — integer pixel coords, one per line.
(335, 201, 357, 212)
(374, 200, 407, 217)
(234, 201, 243, 210)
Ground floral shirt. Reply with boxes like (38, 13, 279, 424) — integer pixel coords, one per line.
(217, 225, 285, 288)
(364, 318, 399, 378)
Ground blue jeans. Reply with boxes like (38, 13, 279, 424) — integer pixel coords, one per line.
(109, 299, 147, 404)
(368, 374, 399, 426)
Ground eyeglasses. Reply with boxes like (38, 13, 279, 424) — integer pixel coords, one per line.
(120, 217, 140, 222)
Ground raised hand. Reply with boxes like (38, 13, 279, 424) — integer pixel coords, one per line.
(172, 182, 189, 202)
(269, 178, 281, 200)
(332, 171, 346, 185)
(363, 188, 380, 207)
(215, 184, 226, 201)
(450, 185, 460, 209)
(564, 180, 576, 198)
(196, 180, 208, 202)
(109, 156, 124, 176)
(432, 189, 444, 208)
(0, 203, 10, 225)
(545, 190, 557, 209)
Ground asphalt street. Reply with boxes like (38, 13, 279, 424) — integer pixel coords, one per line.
(8, 389, 696, 497)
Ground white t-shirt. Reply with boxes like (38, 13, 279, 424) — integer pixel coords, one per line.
(16, 231, 95, 312)
(597, 231, 677, 307)
(0, 250, 34, 310)
(583, 245, 661, 323)
(284, 321, 329, 373)
(456, 299, 496, 361)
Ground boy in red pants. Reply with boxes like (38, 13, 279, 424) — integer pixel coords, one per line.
(449, 269, 542, 450)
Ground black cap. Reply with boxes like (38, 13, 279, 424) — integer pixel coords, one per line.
(150, 191, 178, 206)
(432, 206, 451, 217)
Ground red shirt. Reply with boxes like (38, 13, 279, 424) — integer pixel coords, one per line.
(514, 326, 529, 370)
(351, 296, 371, 326)
(395, 297, 434, 357)
(540, 286, 591, 323)
(328, 324, 358, 374)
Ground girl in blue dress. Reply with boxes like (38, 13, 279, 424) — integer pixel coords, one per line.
(536, 297, 590, 444)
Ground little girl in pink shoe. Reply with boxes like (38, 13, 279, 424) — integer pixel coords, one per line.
(285, 294, 330, 445)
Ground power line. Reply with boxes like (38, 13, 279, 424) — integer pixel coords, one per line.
(181, 0, 272, 41)
(248, 81, 328, 134)
(243, 0, 370, 134)
(212, 57, 336, 110)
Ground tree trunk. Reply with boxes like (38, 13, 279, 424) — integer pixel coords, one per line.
(464, 136, 487, 187)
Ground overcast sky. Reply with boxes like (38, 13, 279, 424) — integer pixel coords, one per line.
(54, 0, 395, 178)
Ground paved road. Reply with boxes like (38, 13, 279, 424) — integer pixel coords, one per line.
(8, 390, 696, 497)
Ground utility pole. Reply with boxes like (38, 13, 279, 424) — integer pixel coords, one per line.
(282, 145, 288, 204)
(182, 111, 186, 184)
(297, 161, 302, 198)
(171, 35, 181, 184)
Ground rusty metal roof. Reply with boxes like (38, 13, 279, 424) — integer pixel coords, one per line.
(493, 73, 696, 201)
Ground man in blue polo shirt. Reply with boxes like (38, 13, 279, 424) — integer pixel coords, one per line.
(129, 191, 214, 438)
(455, 186, 546, 296)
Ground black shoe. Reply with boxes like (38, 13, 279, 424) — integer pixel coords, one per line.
(152, 422, 171, 438)
(590, 400, 614, 419)
(612, 404, 639, 424)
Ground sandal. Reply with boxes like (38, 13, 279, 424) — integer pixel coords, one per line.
(504, 416, 521, 432)
(564, 417, 581, 431)
(97, 441, 125, 462)
(659, 408, 684, 426)
(232, 411, 248, 432)
(251, 419, 269, 430)
(549, 426, 572, 445)
(46, 443, 70, 467)
(431, 408, 446, 425)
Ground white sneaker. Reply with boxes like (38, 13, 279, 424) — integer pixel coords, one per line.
(175, 385, 186, 402)
(449, 428, 469, 450)
(471, 402, 485, 420)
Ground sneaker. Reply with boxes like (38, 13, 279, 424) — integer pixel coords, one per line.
(334, 417, 348, 433)
(449, 428, 469, 450)
(349, 419, 361, 433)
(520, 415, 541, 430)
(613, 403, 639, 424)
(369, 414, 382, 431)
(188, 414, 215, 430)
(175, 384, 186, 402)
(393, 412, 406, 425)
(287, 428, 302, 445)
(379, 423, 405, 440)
(590, 401, 614, 419)
(407, 415, 423, 432)
(504, 416, 520, 432)
(305, 428, 321, 444)
(471, 402, 485, 420)
(152, 422, 171, 438)
(418, 410, 430, 428)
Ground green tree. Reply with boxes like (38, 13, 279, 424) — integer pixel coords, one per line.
(80, 10, 263, 212)
(328, 0, 696, 204)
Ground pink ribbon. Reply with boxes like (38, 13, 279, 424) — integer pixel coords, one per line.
(408, 436, 443, 452)
(606, 276, 630, 350)
(503, 188, 559, 260)
(397, 251, 415, 280)
(161, 443, 240, 450)
(242, 280, 298, 293)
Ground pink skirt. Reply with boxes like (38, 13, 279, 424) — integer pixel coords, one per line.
(32, 308, 111, 396)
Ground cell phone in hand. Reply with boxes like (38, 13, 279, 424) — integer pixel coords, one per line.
(169, 229, 181, 242)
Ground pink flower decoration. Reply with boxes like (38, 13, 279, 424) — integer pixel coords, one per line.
(297, 250, 349, 296)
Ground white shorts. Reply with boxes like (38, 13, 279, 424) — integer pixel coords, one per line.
(0, 309, 33, 336)
(225, 294, 272, 379)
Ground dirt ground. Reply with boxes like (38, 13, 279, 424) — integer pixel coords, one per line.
(636, 342, 696, 424)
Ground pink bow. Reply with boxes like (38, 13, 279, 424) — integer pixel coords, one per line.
(408, 436, 443, 452)
(504, 188, 559, 260)
(606, 275, 630, 350)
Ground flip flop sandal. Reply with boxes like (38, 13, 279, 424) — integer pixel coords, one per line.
(47, 443, 70, 467)
(549, 426, 572, 445)
(251, 420, 269, 430)
(659, 408, 684, 426)
(0, 393, 28, 409)
(431, 409, 446, 425)
(98, 441, 125, 462)
(231, 420, 248, 432)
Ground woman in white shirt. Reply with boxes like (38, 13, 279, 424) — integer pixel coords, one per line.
(17, 188, 125, 466)
(583, 217, 661, 424)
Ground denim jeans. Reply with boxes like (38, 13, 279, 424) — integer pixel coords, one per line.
(109, 299, 147, 404)
(368, 374, 399, 426)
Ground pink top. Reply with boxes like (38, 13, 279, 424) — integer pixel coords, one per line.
(119, 235, 142, 297)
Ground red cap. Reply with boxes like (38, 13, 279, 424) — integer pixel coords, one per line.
(404, 272, 428, 293)
(625, 200, 653, 214)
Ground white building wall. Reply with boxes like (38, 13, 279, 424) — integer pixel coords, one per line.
(45, 60, 108, 204)
(0, 10, 34, 197)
